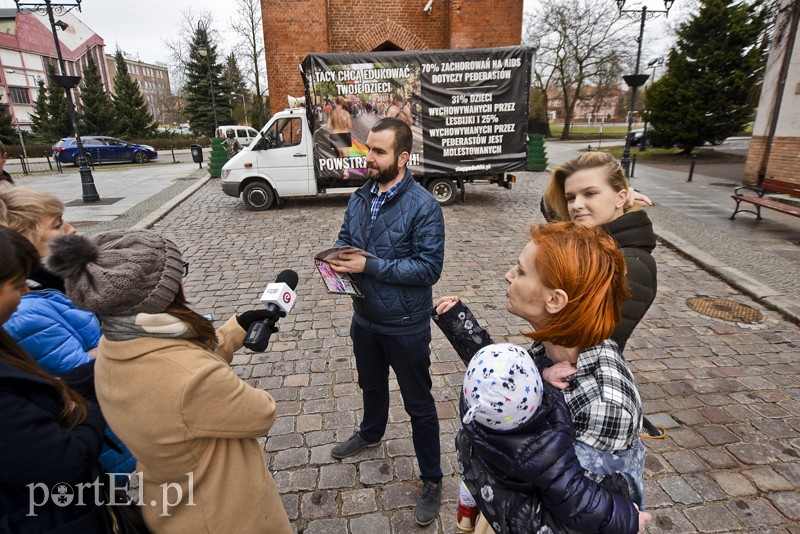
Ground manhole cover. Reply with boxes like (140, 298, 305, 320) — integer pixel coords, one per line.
(686, 296, 764, 324)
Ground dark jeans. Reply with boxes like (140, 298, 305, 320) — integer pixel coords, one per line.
(351, 321, 442, 483)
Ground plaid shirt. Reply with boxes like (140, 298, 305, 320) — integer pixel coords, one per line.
(531, 340, 642, 452)
(369, 180, 401, 225)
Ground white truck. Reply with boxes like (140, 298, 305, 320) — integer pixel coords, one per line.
(221, 46, 533, 210)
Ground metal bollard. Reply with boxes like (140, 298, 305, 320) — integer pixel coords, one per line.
(631, 153, 637, 178)
(171, 146, 176, 163)
(687, 154, 697, 182)
(55, 157, 62, 173)
(46, 154, 53, 170)
(19, 155, 27, 175)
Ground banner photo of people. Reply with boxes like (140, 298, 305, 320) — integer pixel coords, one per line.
(300, 46, 533, 184)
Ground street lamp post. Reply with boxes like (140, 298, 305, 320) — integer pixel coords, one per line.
(14, 0, 99, 202)
(616, 0, 675, 178)
(197, 36, 218, 135)
(232, 92, 248, 126)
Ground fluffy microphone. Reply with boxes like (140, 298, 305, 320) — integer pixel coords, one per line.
(243, 269, 298, 352)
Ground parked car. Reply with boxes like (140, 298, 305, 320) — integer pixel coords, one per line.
(628, 127, 726, 148)
(215, 125, 260, 146)
(627, 128, 648, 146)
(52, 136, 158, 166)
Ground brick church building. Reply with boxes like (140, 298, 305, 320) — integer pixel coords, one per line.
(262, 0, 524, 112)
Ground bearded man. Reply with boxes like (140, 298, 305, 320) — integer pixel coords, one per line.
(328, 117, 445, 527)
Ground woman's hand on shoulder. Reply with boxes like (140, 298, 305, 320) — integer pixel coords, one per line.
(542, 361, 577, 390)
(434, 296, 460, 315)
(635, 504, 652, 533)
(627, 187, 654, 208)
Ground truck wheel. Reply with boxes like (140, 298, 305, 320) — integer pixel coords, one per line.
(427, 177, 456, 206)
(242, 182, 275, 211)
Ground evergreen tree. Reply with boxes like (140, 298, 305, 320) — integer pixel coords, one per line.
(29, 78, 50, 140)
(0, 104, 16, 145)
(79, 56, 116, 136)
(45, 62, 73, 141)
(223, 53, 247, 124)
(184, 25, 231, 136)
(643, 0, 770, 153)
(111, 50, 156, 138)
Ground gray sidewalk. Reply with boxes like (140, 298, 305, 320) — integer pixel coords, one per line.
(11, 152, 212, 233)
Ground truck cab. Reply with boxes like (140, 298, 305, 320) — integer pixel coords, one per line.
(221, 109, 344, 210)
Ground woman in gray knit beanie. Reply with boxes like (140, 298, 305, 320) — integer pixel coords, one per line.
(46, 230, 293, 534)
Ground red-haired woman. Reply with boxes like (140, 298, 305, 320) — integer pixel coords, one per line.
(435, 222, 647, 534)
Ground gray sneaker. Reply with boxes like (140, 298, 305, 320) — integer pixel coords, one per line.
(415, 480, 442, 526)
(330, 431, 381, 459)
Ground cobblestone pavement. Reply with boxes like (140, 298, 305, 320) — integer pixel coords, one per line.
(149, 171, 800, 533)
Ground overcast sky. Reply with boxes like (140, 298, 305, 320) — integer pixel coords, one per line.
(0, 0, 682, 76)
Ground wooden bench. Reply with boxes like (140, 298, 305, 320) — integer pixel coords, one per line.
(730, 177, 800, 221)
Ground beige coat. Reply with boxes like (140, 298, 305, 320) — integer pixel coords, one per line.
(94, 316, 292, 534)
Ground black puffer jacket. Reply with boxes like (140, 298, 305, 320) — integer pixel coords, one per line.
(0, 358, 107, 533)
(601, 210, 657, 351)
(434, 303, 640, 534)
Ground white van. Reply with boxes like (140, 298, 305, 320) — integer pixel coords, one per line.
(215, 125, 260, 146)
(220, 108, 517, 211)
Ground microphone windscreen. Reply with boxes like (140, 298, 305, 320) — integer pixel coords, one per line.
(275, 269, 299, 290)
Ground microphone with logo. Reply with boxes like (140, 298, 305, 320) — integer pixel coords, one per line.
(243, 269, 298, 352)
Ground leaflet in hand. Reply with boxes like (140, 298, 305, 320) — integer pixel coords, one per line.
(313, 247, 375, 297)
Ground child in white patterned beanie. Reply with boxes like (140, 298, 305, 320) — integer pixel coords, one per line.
(462, 343, 544, 431)
(458, 342, 545, 526)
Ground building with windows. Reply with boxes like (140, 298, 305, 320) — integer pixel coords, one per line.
(105, 53, 171, 124)
(0, 8, 107, 130)
(545, 85, 626, 123)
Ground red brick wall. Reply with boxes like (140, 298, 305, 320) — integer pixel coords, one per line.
(449, 0, 524, 48)
(744, 136, 800, 185)
(262, 0, 329, 113)
(263, 0, 524, 114)
(329, 1, 449, 52)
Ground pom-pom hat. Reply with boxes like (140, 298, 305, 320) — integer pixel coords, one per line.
(462, 343, 544, 431)
(46, 230, 184, 316)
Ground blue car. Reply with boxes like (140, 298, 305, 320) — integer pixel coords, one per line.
(53, 136, 158, 166)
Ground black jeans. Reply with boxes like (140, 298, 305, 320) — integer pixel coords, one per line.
(351, 321, 442, 483)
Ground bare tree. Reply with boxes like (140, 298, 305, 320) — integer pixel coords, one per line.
(525, 0, 632, 139)
(230, 0, 268, 128)
(150, 85, 185, 126)
(163, 9, 215, 91)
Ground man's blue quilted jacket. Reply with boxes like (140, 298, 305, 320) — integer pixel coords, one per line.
(336, 171, 445, 335)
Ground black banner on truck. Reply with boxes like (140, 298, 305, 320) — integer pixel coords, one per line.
(301, 46, 532, 181)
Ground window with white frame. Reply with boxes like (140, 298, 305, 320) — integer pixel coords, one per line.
(8, 86, 30, 104)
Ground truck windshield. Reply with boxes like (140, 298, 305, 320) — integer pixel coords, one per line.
(265, 118, 303, 148)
